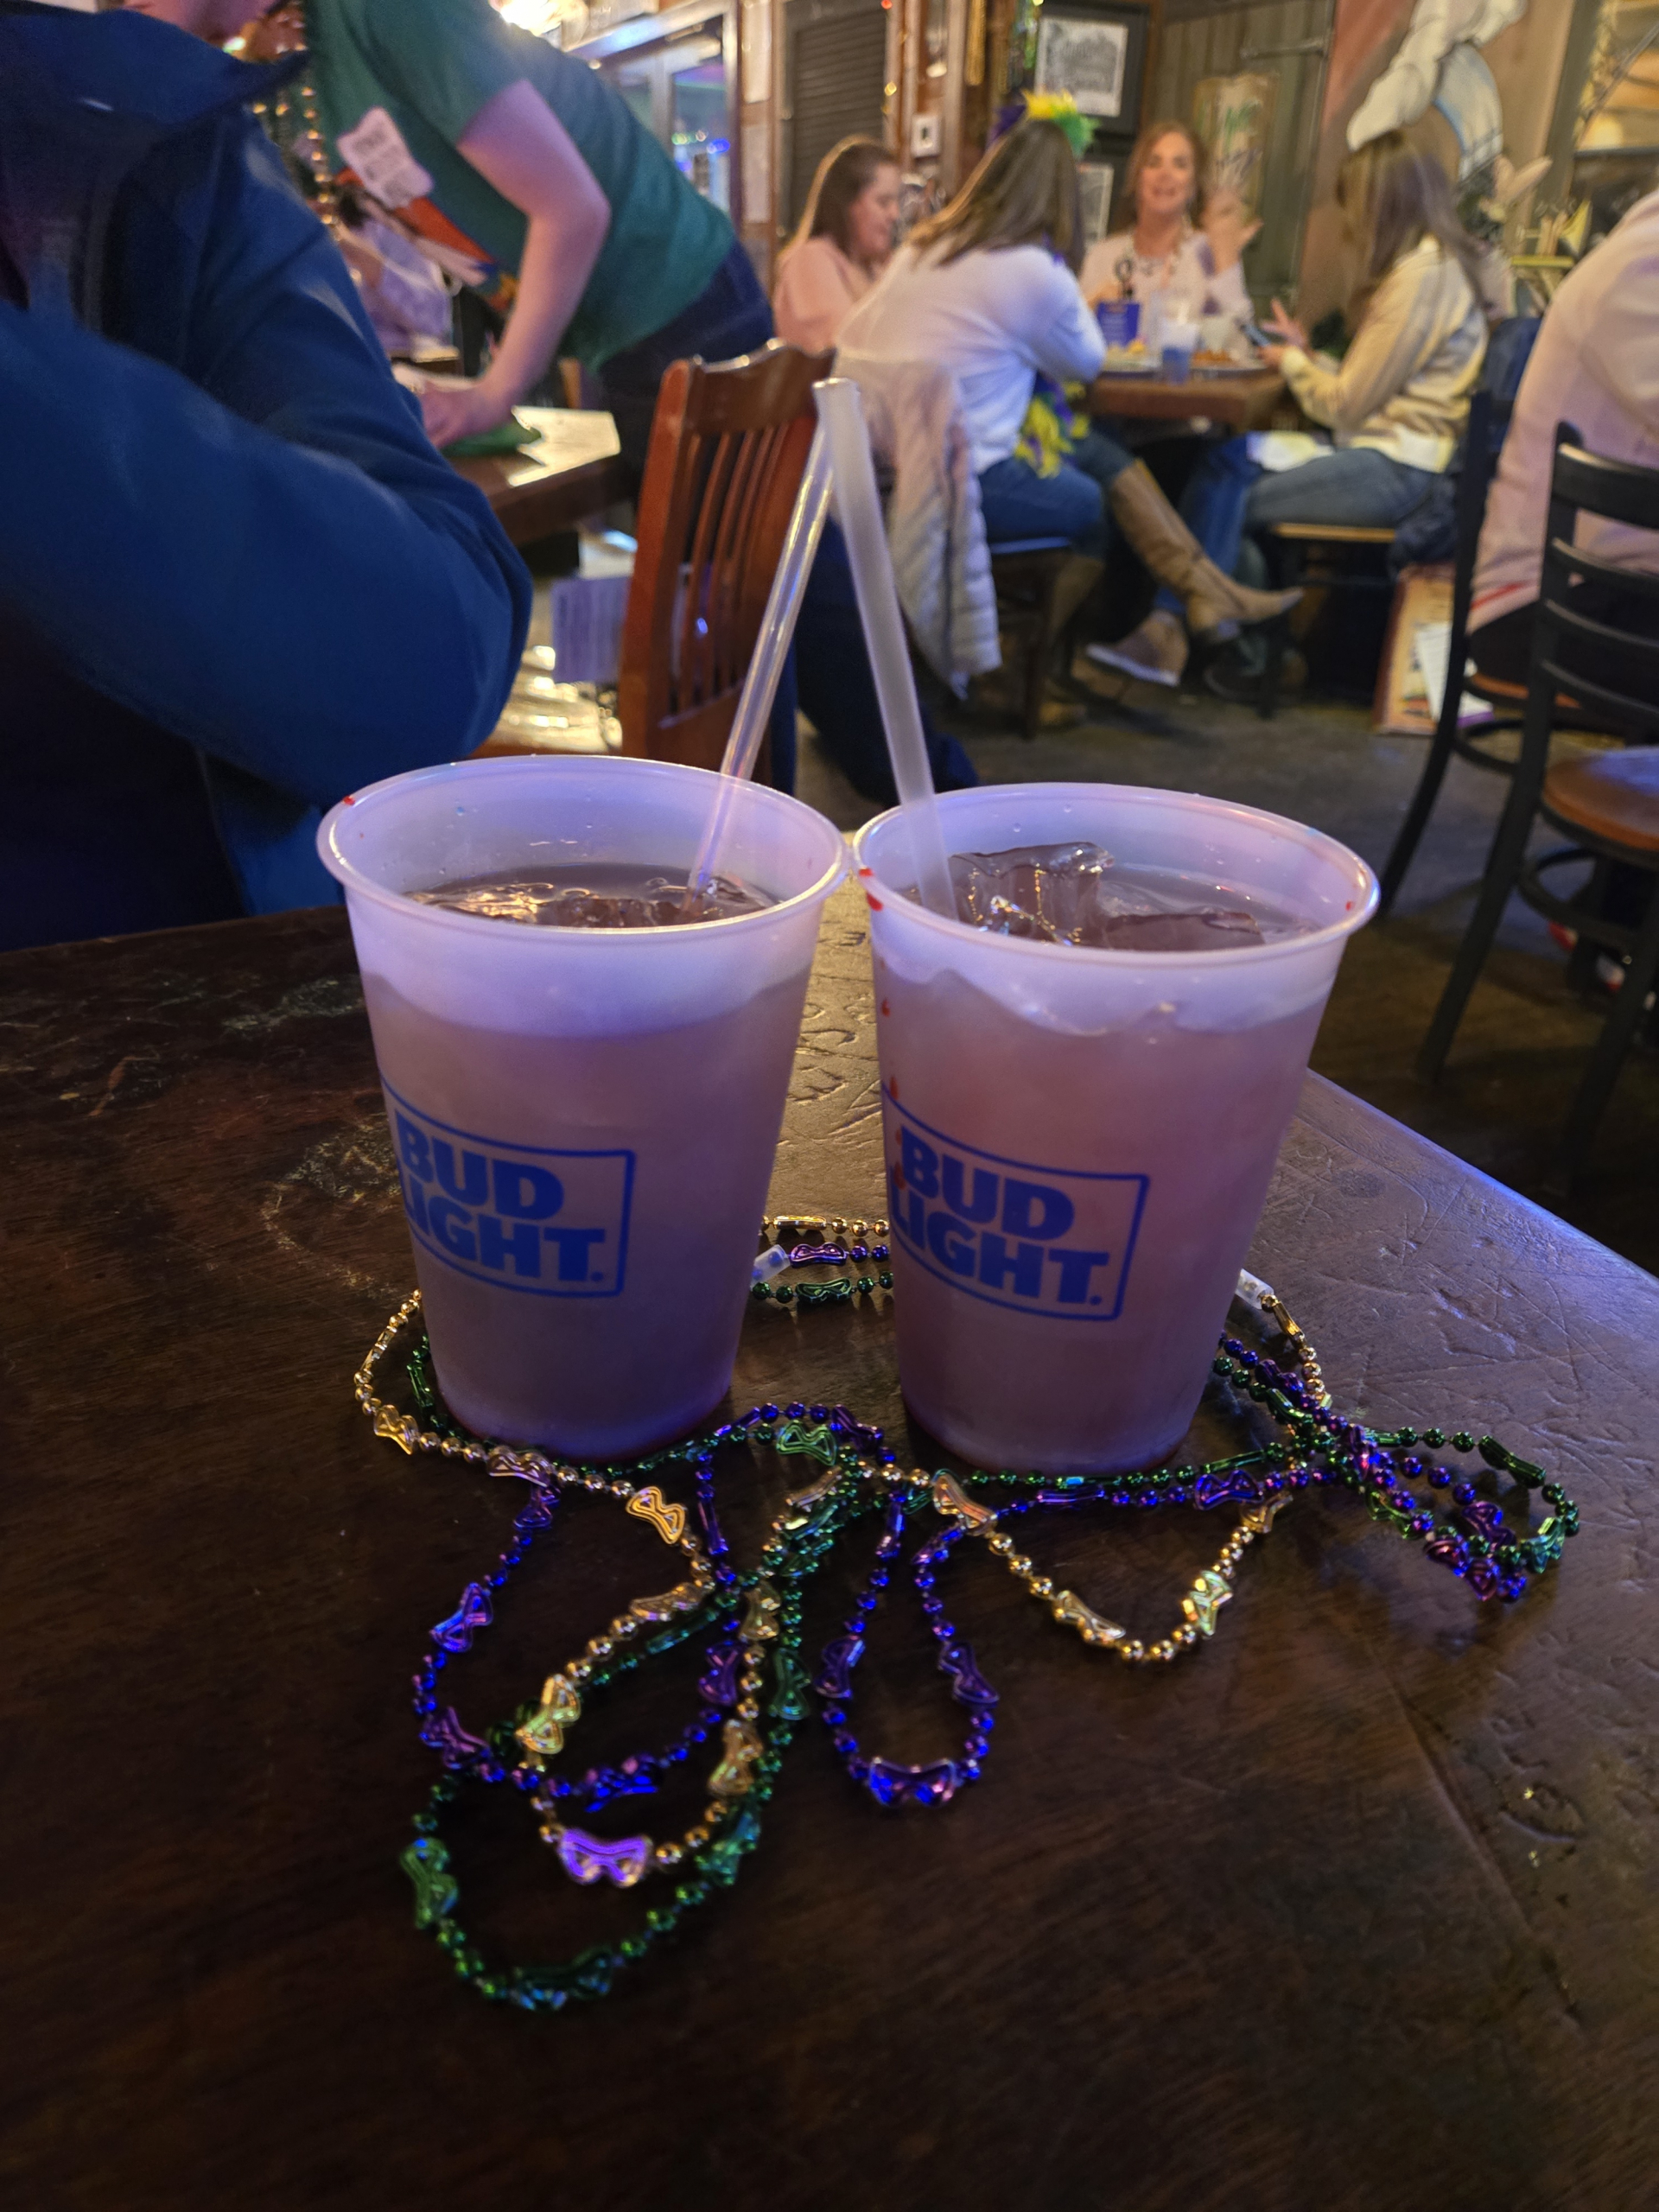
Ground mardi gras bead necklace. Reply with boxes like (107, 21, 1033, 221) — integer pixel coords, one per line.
(814, 1488, 1000, 1808)
(395, 1406, 897, 2011)
(363, 1230, 1580, 2013)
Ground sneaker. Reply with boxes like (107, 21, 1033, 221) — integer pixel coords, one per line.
(1085, 609, 1187, 689)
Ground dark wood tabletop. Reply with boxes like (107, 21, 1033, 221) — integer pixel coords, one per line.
(450, 409, 632, 545)
(1089, 365, 1286, 431)
(3, 888, 1655, 2212)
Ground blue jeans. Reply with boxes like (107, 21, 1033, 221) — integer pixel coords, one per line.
(979, 454, 1109, 559)
(793, 518, 979, 805)
(1154, 440, 1439, 616)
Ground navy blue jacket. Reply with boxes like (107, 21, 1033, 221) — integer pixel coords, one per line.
(0, 2, 531, 949)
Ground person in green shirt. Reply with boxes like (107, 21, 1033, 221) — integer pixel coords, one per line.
(125, 0, 767, 471)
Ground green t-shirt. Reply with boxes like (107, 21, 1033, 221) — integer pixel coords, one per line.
(305, 0, 734, 366)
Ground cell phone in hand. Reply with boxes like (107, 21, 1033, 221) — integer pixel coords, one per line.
(1243, 321, 1274, 351)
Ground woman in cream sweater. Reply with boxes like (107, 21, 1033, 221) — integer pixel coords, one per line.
(1108, 131, 1489, 689)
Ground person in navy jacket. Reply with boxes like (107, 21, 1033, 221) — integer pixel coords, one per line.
(0, 0, 530, 951)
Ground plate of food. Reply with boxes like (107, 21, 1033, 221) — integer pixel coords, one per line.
(1098, 343, 1157, 376)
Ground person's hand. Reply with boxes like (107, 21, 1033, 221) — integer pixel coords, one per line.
(419, 379, 515, 450)
(1202, 188, 1262, 270)
(1262, 297, 1309, 351)
(1259, 343, 1288, 370)
(1085, 277, 1124, 308)
(336, 232, 385, 293)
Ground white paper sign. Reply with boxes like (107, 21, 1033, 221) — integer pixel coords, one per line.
(337, 108, 435, 210)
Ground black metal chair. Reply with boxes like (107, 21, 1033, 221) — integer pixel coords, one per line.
(1377, 387, 1523, 912)
(1416, 425, 1659, 1189)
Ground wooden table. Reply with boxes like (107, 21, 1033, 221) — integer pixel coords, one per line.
(3, 888, 1655, 2211)
(1090, 365, 1286, 431)
(450, 407, 632, 547)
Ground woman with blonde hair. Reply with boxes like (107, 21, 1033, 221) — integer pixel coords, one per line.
(773, 137, 903, 352)
(1116, 130, 1490, 691)
(1080, 117, 1257, 321)
(841, 119, 1294, 643)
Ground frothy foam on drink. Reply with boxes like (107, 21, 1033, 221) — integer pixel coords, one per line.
(948, 842, 1312, 952)
(412, 863, 772, 930)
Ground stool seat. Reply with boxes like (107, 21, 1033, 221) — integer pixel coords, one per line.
(1268, 523, 1397, 545)
(1544, 747, 1659, 854)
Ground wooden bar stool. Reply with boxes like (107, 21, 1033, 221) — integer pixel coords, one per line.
(1258, 523, 1396, 719)
(1416, 426, 1659, 1190)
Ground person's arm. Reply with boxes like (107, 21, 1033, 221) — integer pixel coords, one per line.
(1200, 190, 1261, 277)
(1276, 255, 1447, 435)
(0, 120, 529, 809)
(1025, 256, 1106, 385)
(1583, 252, 1659, 437)
(419, 79, 610, 448)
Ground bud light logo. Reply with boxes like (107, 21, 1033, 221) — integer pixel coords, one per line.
(885, 1100, 1145, 1320)
(387, 1081, 632, 1299)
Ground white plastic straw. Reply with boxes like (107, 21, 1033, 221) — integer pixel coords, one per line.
(810, 378, 956, 918)
(688, 424, 833, 896)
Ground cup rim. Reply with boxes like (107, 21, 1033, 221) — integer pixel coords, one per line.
(318, 755, 849, 942)
(853, 782, 1378, 969)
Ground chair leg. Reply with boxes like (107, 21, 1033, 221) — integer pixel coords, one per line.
(1546, 871, 1659, 1193)
(1416, 764, 1545, 1083)
(1378, 696, 1464, 918)
(1022, 608, 1048, 742)
(1256, 543, 1300, 721)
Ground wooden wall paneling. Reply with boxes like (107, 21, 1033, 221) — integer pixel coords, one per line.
(1152, 0, 1334, 309)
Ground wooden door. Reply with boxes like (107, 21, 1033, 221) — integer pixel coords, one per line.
(781, 0, 893, 233)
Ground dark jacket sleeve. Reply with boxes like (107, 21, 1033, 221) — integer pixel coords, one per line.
(0, 116, 530, 816)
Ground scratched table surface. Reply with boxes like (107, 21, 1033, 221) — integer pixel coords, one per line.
(2, 887, 1655, 2212)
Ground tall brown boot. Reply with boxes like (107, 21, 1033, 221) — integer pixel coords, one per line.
(1106, 461, 1300, 638)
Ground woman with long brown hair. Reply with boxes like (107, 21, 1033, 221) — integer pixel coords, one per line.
(1080, 117, 1257, 322)
(841, 118, 1294, 645)
(1108, 130, 1491, 692)
(773, 137, 903, 352)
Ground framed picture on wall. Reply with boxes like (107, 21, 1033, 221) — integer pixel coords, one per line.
(1033, 7, 1147, 136)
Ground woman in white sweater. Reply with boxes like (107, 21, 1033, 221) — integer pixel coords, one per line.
(1116, 132, 1489, 690)
(839, 120, 1294, 640)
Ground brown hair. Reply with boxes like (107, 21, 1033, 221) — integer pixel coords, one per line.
(1338, 130, 1487, 319)
(907, 119, 1084, 274)
(1124, 119, 1209, 220)
(787, 137, 899, 266)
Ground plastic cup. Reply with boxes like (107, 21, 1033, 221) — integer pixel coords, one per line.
(1160, 316, 1199, 382)
(855, 783, 1376, 1473)
(319, 756, 848, 1456)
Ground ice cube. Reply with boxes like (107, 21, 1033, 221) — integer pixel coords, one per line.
(947, 845, 1264, 950)
(950, 843, 1116, 944)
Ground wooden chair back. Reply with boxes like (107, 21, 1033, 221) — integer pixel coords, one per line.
(618, 340, 834, 772)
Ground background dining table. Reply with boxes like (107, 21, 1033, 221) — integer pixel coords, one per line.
(1089, 363, 1287, 431)
(449, 406, 632, 547)
(2, 884, 1654, 2212)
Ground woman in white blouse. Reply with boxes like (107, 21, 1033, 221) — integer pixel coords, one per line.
(773, 139, 902, 353)
(1081, 118, 1257, 325)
